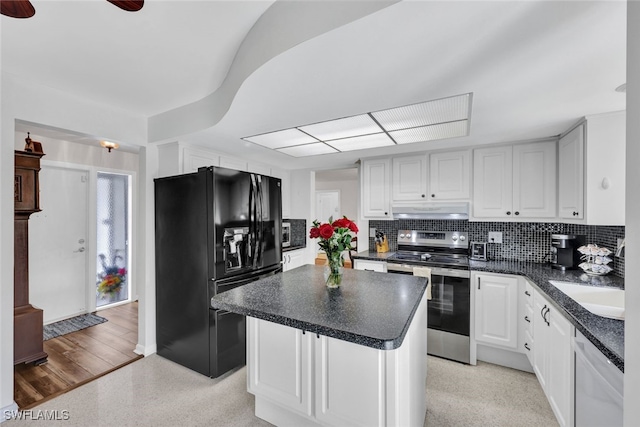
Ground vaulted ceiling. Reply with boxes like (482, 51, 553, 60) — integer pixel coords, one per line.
(2, 1, 626, 170)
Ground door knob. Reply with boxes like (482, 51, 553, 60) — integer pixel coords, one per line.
(74, 247, 85, 253)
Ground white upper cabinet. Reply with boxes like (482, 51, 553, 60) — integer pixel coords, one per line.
(512, 141, 557, 218)
(560, 112, 625, 225)
(473, 146, 513, 218)
(219, 156, 247, 171)
(558, 125, 585, 220)
(361, 159, 391, 218)
(473, 141, 556, 219)
(392, 155, 427, 201)
(271, 168, 291, 219)
(429, 150, 470, 200)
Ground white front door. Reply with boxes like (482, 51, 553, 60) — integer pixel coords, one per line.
(316, 191, 340, 223)
(29, 165, 89, 324)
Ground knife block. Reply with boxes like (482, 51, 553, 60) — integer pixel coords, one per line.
(376, 237, 389, 253)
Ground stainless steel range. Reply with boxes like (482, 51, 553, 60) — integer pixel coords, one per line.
(387, 230, 471, 364)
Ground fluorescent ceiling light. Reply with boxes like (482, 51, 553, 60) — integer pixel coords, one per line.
(327, 133, 395, 152)
(299, 114, 382, 141)
(243, 128, 317, 149)
(390, 121, 469, 144)
(276, 143, 338, 157)
(242, 93, 472, 157)
(372, 94, 470, 131)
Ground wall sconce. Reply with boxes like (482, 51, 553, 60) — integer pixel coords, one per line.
(100, 141, 119, 153)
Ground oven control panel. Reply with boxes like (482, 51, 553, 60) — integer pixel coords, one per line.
(397, 230, 469, 248)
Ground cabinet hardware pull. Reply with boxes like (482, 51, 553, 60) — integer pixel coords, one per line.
(515, 211, 520, 216)
(384, 212, 388, 215)
(540, 304, 547, 319)
(317, 333, 320, 339)
(431, 194, 435, 198)
(524, 343, 530, 351)
(525, 290, 531, 296)
(364, 269, 374, 271)
(421, 194, 425, 198)
(525, 316, 530, 323)
(477, 277, 481, 290)
(543, 307, 550, 326)
(302, 330, 305, 335)
(506, 211, 511, 215)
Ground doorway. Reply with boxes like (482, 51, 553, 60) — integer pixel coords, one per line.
(316, 190, 341, 223)
(96, 172, 131, 308)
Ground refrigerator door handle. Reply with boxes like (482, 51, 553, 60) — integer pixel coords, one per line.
(250, 174, 259, 269)
(256, 175, 264, 266)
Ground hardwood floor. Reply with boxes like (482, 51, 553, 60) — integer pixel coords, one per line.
(14, 302, 142, 409)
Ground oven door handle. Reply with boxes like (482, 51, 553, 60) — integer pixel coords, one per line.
(387, 263, 470, 278)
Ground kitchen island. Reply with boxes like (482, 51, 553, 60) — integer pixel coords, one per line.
(211, 264, 428, 427)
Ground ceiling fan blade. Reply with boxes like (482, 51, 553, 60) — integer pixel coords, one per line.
(107, 0, 144, 12)
(1, 0, 36, 18)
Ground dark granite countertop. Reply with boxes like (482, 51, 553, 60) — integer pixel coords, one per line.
(282, 245, 305, 252)
(210, 264, 428, 350)
(470, 260, 625, 371)
(352, 252, 625, 371)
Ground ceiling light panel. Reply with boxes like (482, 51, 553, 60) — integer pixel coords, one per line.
(276, 143, 338, 157)
(327, 133, 395, 152)
(373, 93, 470, 131)
(390, 120, 469, 144)
(298, 114, 382, 141)
(243, 128, 317, 149)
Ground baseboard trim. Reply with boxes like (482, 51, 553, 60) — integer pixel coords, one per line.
(1, 402, 19, 423)
(135, 343, 157, 356)
(477, 345, 534, 373)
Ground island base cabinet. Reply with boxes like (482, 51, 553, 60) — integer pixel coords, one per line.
(248, 295, 427, 427)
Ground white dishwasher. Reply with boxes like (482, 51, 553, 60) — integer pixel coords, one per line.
(574, 330, 624, 427)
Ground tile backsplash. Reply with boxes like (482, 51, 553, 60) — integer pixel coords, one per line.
(285, 218, 307, 248)
(369, 220, 625, 278)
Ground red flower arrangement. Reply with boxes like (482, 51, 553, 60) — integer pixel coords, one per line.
(309, 216, 358, 287)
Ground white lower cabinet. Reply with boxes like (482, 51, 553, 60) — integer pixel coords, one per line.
(247, 295, 427, 427)
(283, 249, 306, 272)
(532, 289, 574, 427)
(473, 273, 519, 349)
(353, 259, 388, 273)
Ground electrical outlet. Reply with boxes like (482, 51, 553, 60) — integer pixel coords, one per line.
(370, 228, 377, 238)
(488, 231, 503, 244)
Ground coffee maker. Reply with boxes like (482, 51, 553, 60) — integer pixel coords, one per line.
(550, 234, 584, 270)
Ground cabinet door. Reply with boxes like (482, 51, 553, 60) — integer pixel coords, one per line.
(532, 290, 549, 390)
(315, 335, 385, 427)
(247, 318, 312, 417)
(558, 125, 584, 219)
(512, 141, 557, 218)
(361, 159, 391, 218)
(546, 307, 574, 427)
(392, 155, 427, 201)
(271, 169, 291, 219)
(474, 273, 518, 349)
(287, 250, 305, 270)
(472, 146, 513, 217)
(429, 150, 470, 200)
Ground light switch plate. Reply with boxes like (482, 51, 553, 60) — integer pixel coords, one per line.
(488, 231, 503, 244)
(370, 228, 377, 238)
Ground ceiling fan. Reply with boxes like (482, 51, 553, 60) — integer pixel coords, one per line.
(1, 0, 144, 18)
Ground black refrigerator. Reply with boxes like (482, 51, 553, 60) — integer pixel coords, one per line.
(154, 166, 282, 378)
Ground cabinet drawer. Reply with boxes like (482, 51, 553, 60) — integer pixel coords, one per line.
(353, 259, 388, 273)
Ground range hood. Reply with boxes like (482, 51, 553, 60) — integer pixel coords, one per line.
(392, 203, 469, 220)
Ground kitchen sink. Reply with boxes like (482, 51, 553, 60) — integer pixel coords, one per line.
(548, 281, 625, 320)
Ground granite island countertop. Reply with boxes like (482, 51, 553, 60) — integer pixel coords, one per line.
(211, 264, 428, 350)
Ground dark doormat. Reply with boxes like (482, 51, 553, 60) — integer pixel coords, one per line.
(43, 313, 108, 341)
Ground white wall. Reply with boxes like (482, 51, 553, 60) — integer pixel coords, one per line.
(315, 169, 358, 222)
(0, 72, 147, 416)
(624, 1, 640, 424)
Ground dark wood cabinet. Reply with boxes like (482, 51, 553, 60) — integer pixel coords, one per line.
(14, 151, 48, 365)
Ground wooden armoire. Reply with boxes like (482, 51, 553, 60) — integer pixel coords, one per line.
(14, 150, 48, 365)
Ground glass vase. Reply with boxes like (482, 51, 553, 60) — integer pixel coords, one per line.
(324, 252, 343, 288)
